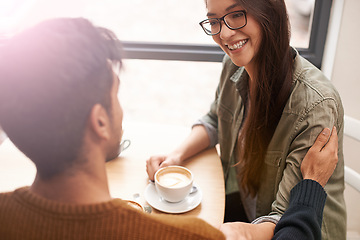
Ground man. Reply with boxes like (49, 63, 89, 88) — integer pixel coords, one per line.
(0, 18, 338, 240)
(0, 18, 223, 240)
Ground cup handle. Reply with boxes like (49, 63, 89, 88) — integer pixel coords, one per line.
(119, 139, 131, 153)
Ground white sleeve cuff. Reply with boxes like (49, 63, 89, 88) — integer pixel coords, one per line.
(251, 214, 281, 225)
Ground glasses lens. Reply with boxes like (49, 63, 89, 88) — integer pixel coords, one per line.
(201, 19, 220, 35)
(224, 11, 246, 29)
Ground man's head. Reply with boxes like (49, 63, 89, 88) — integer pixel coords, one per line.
(0, 18, 123, 179)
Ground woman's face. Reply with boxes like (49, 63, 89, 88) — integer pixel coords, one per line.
(206, 0, 262, 69)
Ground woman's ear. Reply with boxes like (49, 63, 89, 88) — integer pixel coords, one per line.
(88, 104, 111, 140)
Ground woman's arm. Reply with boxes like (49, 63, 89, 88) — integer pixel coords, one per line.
(271, 98, 342, 216)
(273, 127, 338, 240)
(146, 124, 211, 181)
(220, 127, 338, 240)
(146, 72, 223, 181)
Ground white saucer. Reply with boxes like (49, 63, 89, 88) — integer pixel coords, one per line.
(144, 183, 202, 214)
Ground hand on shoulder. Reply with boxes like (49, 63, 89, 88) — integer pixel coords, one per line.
(301, 126, 338, 187)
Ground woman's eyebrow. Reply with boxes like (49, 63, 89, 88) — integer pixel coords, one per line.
(226, 3, 241, 11)
(206, 3, 242, 17)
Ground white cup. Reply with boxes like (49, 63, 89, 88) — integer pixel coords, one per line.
(154, 166, 193, 203)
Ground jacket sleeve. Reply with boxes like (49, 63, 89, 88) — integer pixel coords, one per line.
(272, 97, 342, 216)
(272, 179, 327, 240)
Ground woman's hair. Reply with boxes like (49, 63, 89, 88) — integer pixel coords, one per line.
(235, 0, 293, 196)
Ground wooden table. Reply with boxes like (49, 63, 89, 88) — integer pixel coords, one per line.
(0, 122, 225, 227)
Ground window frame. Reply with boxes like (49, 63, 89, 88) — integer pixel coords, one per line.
(122, 0, 332, 69)
(297, 0, 333, 68)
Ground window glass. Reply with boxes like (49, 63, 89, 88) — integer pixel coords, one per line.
(1, 0, 314, 48)
(285, 0, 315, 48)
(119, 60, 221, 126)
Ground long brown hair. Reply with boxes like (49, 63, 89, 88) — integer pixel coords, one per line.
(236, 0, 293, 196)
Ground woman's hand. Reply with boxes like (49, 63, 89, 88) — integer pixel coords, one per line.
(146, 153, 182, 181)
(220, 222, 275, 240)
(146, 125, 211, 181)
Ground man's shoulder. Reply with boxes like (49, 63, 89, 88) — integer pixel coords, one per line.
(0, 189, 17, 202)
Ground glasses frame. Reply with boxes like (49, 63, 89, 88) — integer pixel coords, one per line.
(199, 10, 247, 36)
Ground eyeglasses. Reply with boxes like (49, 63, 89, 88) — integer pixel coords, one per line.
(199, 10, 247, 36)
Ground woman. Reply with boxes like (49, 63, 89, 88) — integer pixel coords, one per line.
(146, 0, 346, 239)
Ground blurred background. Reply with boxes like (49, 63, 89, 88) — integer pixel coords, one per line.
(0, 0, 314, 127)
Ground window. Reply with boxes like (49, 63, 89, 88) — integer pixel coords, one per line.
(291, 0, 333, 68)
(1, 0, 331, 66)
(119, 59, 221, 126)
(0, 0, 332, 126)
(118, 0, 331, 68)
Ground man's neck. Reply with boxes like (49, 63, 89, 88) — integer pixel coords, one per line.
(30, 161, 112, 204)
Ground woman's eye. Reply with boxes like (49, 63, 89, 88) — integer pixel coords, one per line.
(209, 20, 219, 26)
(231, 12, 244, 19)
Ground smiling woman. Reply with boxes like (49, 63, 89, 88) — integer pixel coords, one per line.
(145, 0, 345, 239)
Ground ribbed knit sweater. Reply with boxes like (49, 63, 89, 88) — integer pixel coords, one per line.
(0, 187, 225, 240)
(273, 179, 327, 240)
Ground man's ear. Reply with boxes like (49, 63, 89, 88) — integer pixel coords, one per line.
(88, 104, 111, 140)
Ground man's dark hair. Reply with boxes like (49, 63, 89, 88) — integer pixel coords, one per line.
(0, 18, 123, 179)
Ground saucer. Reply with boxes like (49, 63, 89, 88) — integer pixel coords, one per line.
(144, 183, 202, 214)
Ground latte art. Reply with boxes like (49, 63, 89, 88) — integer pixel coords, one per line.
(155, 166, 193, 202)
(158, 172, 190, 188)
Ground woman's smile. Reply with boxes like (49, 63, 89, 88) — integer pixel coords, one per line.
(206, 0, 262, 70)
(225, 39, 248, 51)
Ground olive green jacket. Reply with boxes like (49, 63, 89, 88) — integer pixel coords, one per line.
(201, 52, 346, 240)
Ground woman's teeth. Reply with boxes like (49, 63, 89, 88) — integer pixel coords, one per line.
(227, 39, 248, 50)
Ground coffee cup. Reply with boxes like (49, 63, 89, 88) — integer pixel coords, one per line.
(154, 166, 193, 203)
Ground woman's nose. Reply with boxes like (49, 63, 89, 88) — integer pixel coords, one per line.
(219, 23, 236, 40)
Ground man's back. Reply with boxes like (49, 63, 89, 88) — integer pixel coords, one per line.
(0, 187, 224, 240)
